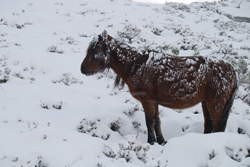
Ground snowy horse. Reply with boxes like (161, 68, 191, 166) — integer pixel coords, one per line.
(80, 30, 238, 145)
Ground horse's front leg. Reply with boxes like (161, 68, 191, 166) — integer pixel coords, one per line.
(154, 105, 166, 145)
(141, 101, 156, 145)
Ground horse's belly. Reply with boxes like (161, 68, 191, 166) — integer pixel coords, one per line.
(157, 86, 205, 109)
(158, 96, 202, 109)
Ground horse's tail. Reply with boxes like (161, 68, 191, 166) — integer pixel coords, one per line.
(217, 73, 239, 132)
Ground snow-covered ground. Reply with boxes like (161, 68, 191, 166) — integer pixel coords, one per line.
(0, 0, 250, 166)
(133, 0, 220, 4)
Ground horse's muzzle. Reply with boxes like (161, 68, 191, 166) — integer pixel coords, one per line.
(80, 65, 91, 76)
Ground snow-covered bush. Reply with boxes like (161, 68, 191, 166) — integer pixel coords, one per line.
(117, 24, 141, 43)
(227, 57, 249, 85)
(227, 56, 250, 105)
(132, 121, 141, 129)
(78, 9, 98, 16)
(47, 45, 57, 53)
(178, 38, 198, 51)
(123, 105, 140, 116)
(0, 67, 11, 83)
(225, 146, 250, 162)
(40, 101, 63, 110)
(103, 135, 150, 163)
(103, 144, 116, 158)
(1, 154, 45, 167)
(139, 42, 171, 55)
(171, 47, 180, 56)
(79, 33, 89, 38)
(215, 44, 238, 57)
(61, 36, 77, 45)
(52, 73, 83, 86)
(193, 51, 200, 57)
(214, 20, 250, 34)
(78, 117, 122, 140)
(47, 45, 64, 54)
(168, 3, 190, 12)
(167, 23, 194, 37)
(110, 118, 121, 132)
(0, 56, 11, 83)
(117, 135, 150, 163)
(151, 27, 163, 36)
(194, 1, 218, 12)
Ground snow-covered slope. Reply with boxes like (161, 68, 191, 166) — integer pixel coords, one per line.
(218, 0, 250, 23)
(0, 0, 250, 166)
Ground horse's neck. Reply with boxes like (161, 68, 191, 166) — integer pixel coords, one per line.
(108, 40, 147, 82)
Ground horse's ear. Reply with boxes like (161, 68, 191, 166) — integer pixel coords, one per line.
(98, 35, 103, 42)
(102, 30, 108, 38)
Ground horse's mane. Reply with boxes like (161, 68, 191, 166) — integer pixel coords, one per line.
(114, 76, 125, 90)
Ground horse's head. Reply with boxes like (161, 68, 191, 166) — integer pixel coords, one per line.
(81, 30, 110, 75)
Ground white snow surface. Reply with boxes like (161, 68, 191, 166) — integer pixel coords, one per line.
(133, 0, 220, 4)
(0, 0, 250, 166)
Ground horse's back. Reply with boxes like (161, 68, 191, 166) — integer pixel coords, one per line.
(134, 55, 208, 108)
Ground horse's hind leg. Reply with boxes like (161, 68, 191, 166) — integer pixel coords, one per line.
(154, 105, 166, 145)
(202, 100, 213, 133)
(141, 101, 156, 145)
(205, 98, 229, 132)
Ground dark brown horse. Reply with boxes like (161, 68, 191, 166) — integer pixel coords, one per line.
(81, 30, 238, 145)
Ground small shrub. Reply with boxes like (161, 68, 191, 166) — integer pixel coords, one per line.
(47, 45, 57, 53)
(47, 45, 64, 54)
(227, 57, 249, 85)
(237, 127, 245, 134)
(132, 121, 141, 129)
(214, 20, 250, 34)
(40, 101, 63, 110)
(65, 36, 76, 45)
(193, 51, 200, 57)
(78, 118, 97, 133)
(79, 33, 89, 37)
(97, 163, 105, 167)
(78, 118, 110, 140)
(123, 105, 140, 116)
(0, 67, 11, 83)
(52, 101, 63, 110)
(237, 58, 248, 74)
(110, 118, 121, 132)
(52, 73, 83, 86)
(57, 50, 64, 54)
(116, 136, 150, 163)
(40, 102, 50, 109)
(151, 27, 163, 36)
(117, 24, 141, 43)
(171, 47, 179, 56)
(0, 56, 11, 84)
(103, 144, 116, 158)
(209, 150, 216, 160)
(13, 72, 24, 79)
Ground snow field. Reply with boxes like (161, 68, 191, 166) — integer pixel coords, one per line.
(1, 0, 250, 166)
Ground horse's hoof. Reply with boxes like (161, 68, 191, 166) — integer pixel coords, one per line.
(160, 141, 167, 146)
(149, 142, 155, 145)
(148, 140, 155, 145)
(157, 139, 167, 145)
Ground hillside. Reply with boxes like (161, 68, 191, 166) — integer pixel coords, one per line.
(0, 0, 250, 166)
